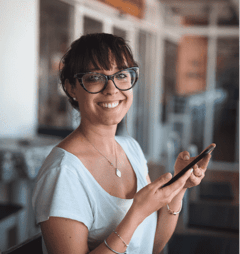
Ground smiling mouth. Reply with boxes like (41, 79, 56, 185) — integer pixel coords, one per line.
(98, 101, 121, 109)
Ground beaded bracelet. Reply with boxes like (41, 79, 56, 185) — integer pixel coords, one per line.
(104, 239, 126, 254)
(167, 200, 183, 215)
(113, 230, 129, 248)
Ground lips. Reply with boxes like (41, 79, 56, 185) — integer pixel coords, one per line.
(98, 101, 120, 109)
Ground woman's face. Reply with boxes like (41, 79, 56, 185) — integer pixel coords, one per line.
(70, 62, 133, 128)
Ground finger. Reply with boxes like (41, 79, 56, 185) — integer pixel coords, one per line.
(193, 166, 205, 178)
(162, 168, 193, 194)
(193, 164, 198, 170)
(177, 151, 190, 161)
(188, 173, 203, 186)
(152, 173, 172, 192)
(163, 170, 194, 200)
(197, 153, 211, 170)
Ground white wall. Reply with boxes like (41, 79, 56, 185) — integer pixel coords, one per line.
(0, 0, 39, 138)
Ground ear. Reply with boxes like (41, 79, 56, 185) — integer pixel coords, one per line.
(64, 79, 76, 99)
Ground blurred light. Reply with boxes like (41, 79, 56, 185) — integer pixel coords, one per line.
(189, 89, 227, 107)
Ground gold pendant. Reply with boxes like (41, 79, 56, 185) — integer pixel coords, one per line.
(116, 168, 121, 178)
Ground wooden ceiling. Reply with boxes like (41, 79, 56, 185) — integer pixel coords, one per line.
(159, 0, 239, 22)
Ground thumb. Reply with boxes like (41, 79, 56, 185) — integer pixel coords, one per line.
(152, 173, 172, 191)
(175, 167, 193, 188)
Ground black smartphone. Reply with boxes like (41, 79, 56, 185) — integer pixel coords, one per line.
(161, 143, 216, 188)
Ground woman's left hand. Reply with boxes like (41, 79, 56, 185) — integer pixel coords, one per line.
(174, 150, 212, 189)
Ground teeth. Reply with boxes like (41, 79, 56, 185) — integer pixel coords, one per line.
(100, 101, 119, 108)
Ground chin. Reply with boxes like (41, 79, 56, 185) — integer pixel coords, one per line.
(99, 114, 126, 127)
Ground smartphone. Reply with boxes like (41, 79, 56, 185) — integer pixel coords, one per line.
(161, 143, 216, 188)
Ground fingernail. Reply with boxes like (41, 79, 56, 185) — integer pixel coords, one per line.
(184, 155, 190, 160)
(166, 173, 172, 179)
(190, 168, 193, 173)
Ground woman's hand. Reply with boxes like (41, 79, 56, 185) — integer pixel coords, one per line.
(131, 169, 193, 223)
(174, 146, 212, 189)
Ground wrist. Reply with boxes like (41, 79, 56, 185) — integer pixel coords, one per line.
(168, 188, 186, 210)
(126, 205, 144, 227)
(103, 208, 140, 254)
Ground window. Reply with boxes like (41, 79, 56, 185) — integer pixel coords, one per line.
(213, 38, 239, 162)
(84, 17, 103, 34)
(38, 0, 74, 128)
(113, 27, 127, 39)
(135, 30, 153, 154)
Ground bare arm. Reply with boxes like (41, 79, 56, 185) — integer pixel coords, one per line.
(152, 188, 186, 254)
(41, 168, 193, 254)
(145, 174, 186, 254)
(41, 207, 140, 254)
(152, 150, 212, 253)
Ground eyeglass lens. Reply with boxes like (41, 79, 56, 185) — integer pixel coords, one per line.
(81, 69, 137, 93)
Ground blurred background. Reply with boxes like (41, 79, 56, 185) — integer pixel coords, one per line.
(0, 0, 239, 253)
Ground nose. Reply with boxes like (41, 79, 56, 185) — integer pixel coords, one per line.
(103, 78, 119, 95)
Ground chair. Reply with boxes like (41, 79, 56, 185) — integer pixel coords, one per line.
(2, 233, 42, 254)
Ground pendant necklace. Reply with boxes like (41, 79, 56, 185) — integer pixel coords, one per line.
(82, 133, 122, 178)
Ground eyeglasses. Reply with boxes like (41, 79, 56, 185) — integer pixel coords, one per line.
(74, 67, 139, 94)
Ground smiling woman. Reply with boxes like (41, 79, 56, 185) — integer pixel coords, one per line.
(60, 33, 138, 110)
(32, 33, 213, 254)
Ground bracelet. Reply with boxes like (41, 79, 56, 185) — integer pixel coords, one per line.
(113, 231, 129, 248)
(104, 239, 126, 254)
(167, 200, 183, 215)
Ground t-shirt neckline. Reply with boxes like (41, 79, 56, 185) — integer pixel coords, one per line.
(54, 137, 139, 201)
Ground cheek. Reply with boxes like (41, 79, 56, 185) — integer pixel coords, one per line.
(77, 93, 95, 113)
(125, 90, 133, 105)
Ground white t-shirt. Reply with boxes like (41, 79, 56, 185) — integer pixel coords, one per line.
(32, 136, 157, 254)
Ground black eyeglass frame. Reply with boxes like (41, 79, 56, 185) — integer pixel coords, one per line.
(73, 67, 139, 94)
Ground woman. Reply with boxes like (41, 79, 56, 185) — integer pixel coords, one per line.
(32, 33, 212, 254)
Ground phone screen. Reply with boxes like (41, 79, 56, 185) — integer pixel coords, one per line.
(161, 144, 216, 189)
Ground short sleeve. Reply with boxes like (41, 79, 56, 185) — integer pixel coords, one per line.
(32, 165, 94, 230)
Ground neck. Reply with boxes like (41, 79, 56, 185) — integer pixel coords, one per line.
(78, 122, 117, 155)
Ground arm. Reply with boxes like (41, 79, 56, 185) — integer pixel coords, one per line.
(152, 188, 186, 254)
(152, 150, 212, 253)
(145, 174, 186, 253)
(41, 169, 194, 254)
(40, 207, 140, 254)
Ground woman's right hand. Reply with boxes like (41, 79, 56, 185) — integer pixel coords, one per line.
(131, 169, 193, 223)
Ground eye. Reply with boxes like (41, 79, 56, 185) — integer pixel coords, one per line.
(115, 72, 129, 80)
(85, 74, 103, 82)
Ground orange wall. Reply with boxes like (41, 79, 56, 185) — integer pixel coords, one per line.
(98, 0, 145, 19)
(176, 36, 208, 95)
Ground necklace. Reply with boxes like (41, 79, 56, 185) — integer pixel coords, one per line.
(82, 133, 122, 178)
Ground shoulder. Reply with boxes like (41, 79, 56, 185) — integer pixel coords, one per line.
(32, 147, 95, 229)
(35, 146, 81, 183)
(32, 147, 91, 208)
